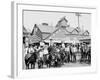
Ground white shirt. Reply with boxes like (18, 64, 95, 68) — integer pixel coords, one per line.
(56, 48, 60, 52)
(29, 47, 34, 53)
(65, 47, 70, 52)
(43, 49, 48, 55)
(24, 47, 29, 57)
(39, 50, 44, 58)
(72, 47, 77, 53)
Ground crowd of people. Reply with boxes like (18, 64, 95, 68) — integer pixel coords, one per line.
(24, 42, 91, 69)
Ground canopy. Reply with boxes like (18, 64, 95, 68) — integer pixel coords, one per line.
(29, 35, 42, 44)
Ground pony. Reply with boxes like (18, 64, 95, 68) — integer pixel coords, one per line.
(25, 51, 37, 69)
(37, 49, 44, 69)
(43, 54, 51, 68)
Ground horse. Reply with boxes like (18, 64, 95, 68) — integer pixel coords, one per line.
(38, 48, 54, 68)
(54, 52, 62, 67)
(25, 52, 31, 69)
(59, 49, 66, 65)
(25, 51, 37, 69)
(37, 49, 44, 69)
(43, 54, 51, 68)
(84, 46, 91, 64)
(87, 47, 91, 64)
(49, 53, 56, 67)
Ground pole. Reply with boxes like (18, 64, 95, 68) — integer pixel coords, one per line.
(76, 13, 81, 28)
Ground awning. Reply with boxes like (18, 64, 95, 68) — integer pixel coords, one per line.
(44, 39, 61, 43)
(29, 35, 42, 44)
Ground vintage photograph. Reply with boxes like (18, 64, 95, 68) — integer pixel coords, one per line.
(23, 10, 91, 69)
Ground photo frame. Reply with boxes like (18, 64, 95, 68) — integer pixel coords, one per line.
(11, 1, 97, 78)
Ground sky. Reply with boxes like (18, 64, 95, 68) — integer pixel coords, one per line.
(23, 10, 91, 33)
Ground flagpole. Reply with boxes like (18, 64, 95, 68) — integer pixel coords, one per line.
(76, 13, 81, 28)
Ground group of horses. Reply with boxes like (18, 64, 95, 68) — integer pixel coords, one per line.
(24, 44, 91, 69)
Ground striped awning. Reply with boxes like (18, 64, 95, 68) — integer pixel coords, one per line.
(29, 35, 42, 44)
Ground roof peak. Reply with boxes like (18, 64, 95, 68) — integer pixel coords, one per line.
(56, 16, 68, 28)
(59, 16, 68, 23)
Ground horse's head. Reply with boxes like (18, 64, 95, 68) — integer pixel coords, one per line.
(25, 53, 32, 60)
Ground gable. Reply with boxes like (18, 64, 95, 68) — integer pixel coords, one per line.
(83, 31, 89, 35)
(47, 27, 70, 40)
(71, 29, 79, 34)
(76, 27, 81, 32)
(56, 17, 68, 28)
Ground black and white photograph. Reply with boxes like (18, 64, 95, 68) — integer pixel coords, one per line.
(23, 10, 91, 70)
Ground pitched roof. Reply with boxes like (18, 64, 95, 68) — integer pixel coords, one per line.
(75, 27, 81, 32)
(37, 24, 54, 33)
(56, 16, 68, 28)
(83, 30, 89, 36)
(30, 24, 43, 43)
(23, 27, 30, 36)
(59, 16, 68, 23)
(23, 26, 27, 33)
(71, 29, 79, 34)
(42, 32, 51, 40)
(23, 26, 31, 35)
(45, 26, 71, 41)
